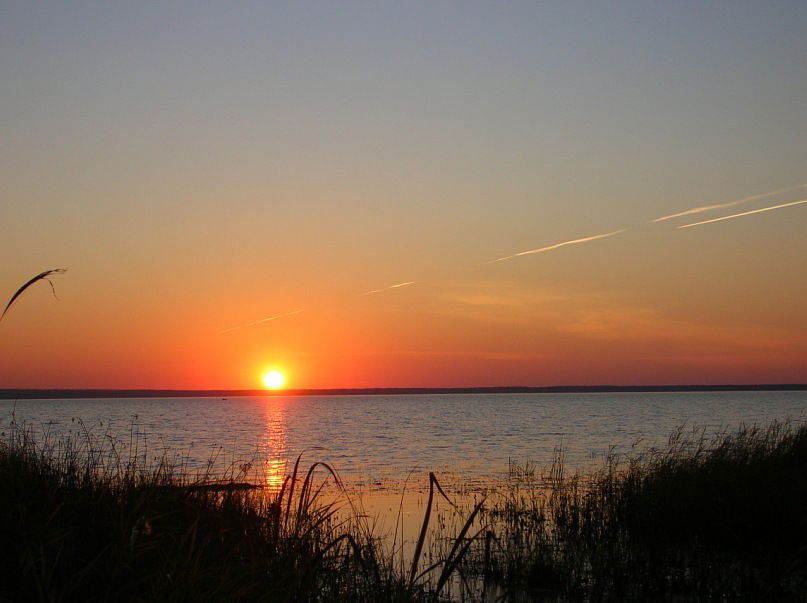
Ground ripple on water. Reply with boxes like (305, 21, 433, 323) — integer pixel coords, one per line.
(1, 392, 805, 486)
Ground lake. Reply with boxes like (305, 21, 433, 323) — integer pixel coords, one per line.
(2, 391, 805, 492)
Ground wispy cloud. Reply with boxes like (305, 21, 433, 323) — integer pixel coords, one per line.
(434, 281, 604, 327)
(219, 309, 304, 334)
(678, 199, 807, 229)
(490, 229, 626, 263)
(446, 281, 572, 309)
(652, 184, 807, 223)
(363, 281, 417, 295)
(219, 280, 417, 333)
(559, 305, 807, 353)
(382, 349, 552, 361)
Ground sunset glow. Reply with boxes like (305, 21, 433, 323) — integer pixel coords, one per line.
(262, 371, 285, 390)
(0, 3, 804, 390)
(2, 7, 806, 602)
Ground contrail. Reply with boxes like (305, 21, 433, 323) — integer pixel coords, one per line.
(491, 229, 627, 263)
(219, 309, 304, 334)
(363, 281, 417, 295)
(220, 281, 416, 333)
(678, 199, 807, 229)
(652, 184, 807, 223)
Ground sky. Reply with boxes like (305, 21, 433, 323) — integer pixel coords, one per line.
(1, 1, 805, 389)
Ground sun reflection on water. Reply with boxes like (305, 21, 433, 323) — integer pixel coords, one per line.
(260, 397, 288, 492)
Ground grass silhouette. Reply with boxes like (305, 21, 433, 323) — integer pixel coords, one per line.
(1, 269, 67, 322)
(2, 417, 805, 601)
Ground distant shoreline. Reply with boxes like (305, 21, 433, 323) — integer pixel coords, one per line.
(1, 384, 805, 399)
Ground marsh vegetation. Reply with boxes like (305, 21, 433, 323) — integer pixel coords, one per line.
(471, 421, 807, 601)
(1, 416, 805, 601)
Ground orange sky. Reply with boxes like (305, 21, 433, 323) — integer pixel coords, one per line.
(1, 3, 805, 389)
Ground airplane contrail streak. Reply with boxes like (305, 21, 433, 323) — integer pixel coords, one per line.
(652, 184, 807, 223)
(678, 199, 807, 229)
(363, 281, 417, 295)
(219, 309, 304, 334)
(491, 229, 627, 263)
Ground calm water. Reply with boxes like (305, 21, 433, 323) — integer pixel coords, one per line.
(2, 392, 805, 490)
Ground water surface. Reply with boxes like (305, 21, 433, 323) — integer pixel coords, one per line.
(2, 391, 804, 489)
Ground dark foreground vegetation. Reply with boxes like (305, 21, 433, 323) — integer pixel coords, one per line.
(475, 421, 807, 601)
(0, 420, 428, 603)
(1, 418, 806, 602)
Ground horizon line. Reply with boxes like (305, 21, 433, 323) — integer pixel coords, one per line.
(1, 383, 804, 399)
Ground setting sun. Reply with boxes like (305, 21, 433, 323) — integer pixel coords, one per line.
(262, 370, 285, 390)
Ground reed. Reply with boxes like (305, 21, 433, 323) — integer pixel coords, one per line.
(3, 415, 805, 601)
(466, 420, 807, 601)
(0, 418, 430, 602)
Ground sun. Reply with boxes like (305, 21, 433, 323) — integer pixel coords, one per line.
(262, 370, 285, 390)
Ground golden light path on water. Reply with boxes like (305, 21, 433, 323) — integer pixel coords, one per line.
(260, 397, 289, 492)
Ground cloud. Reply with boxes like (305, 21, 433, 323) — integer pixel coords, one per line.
(652, 184, 807, 223)
(559, 306, 807, 349)
(381, 349, 552, 362)
(678, 199, 807, 229)
(446, 282, 572, 310)
(449, 294, 530, 308)
(490, 229, 627, 263)
(219, 309, 304, 334)
(362, 281, 417, 295)
(436, 281, 598, 327)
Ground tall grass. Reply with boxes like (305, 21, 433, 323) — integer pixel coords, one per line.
(3, 416, 806, 601)
(0, 417, 441, 602)
(468, 421, 807, 601)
